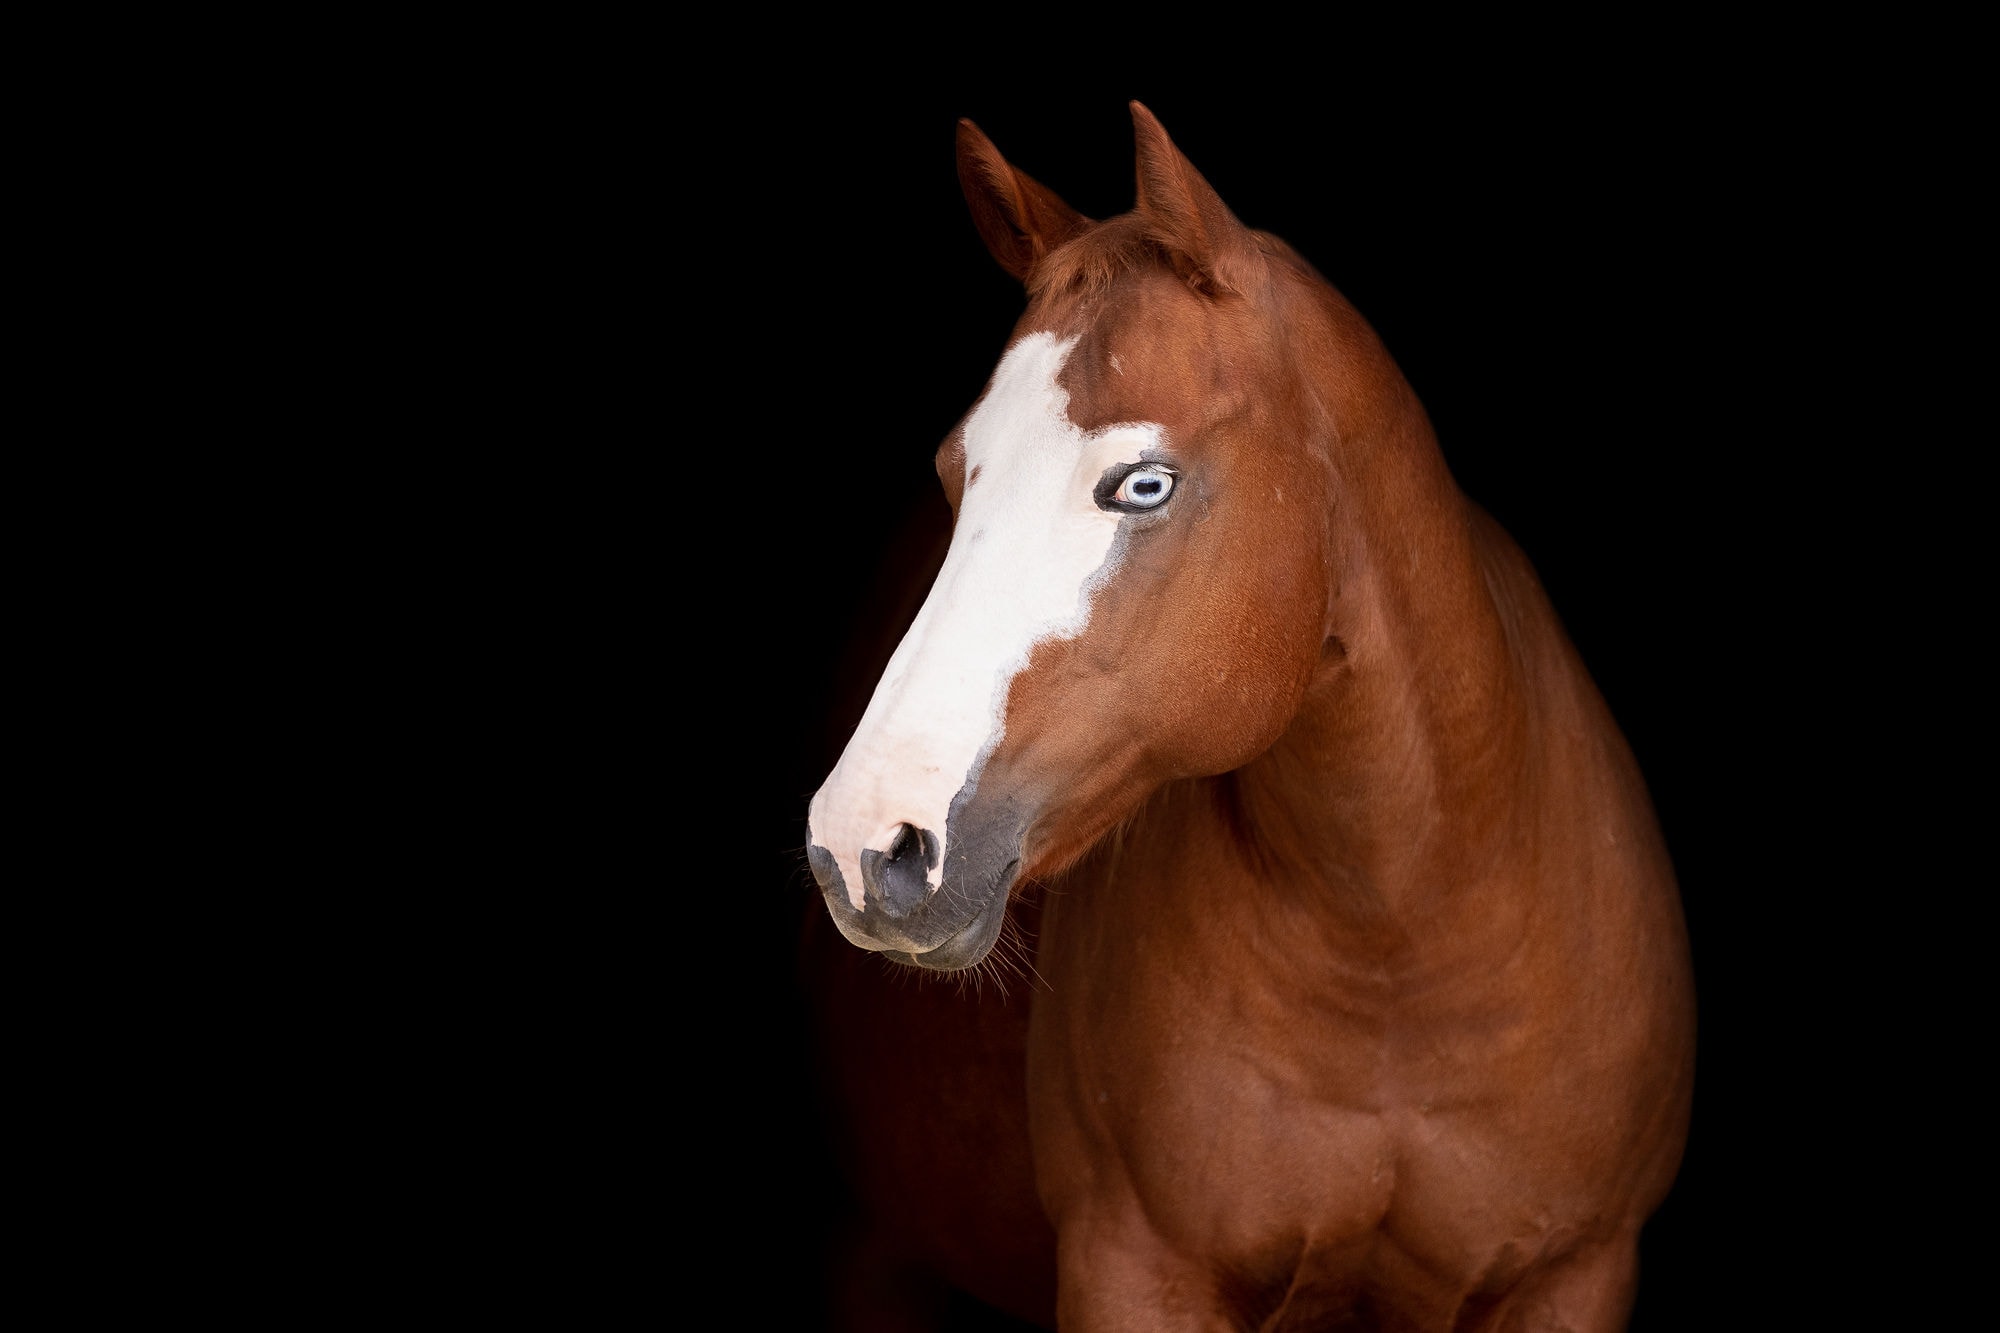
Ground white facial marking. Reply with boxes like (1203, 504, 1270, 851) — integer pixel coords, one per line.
(809, 332, 1166, 908)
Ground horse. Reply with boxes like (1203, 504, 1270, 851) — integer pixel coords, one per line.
(797, 101, 1696, 1332)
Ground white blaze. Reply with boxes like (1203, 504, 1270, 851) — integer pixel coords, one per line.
(809, 332, 1165, 908)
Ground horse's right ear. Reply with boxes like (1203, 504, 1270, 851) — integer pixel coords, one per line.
(956, 118, 1093, 283)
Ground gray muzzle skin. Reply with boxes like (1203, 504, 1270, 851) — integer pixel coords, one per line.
(808, 792, 1026, 972)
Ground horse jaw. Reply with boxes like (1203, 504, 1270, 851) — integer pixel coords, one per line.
(806, 331, 1159, 970)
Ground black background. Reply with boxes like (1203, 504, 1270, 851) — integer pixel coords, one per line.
(375, 60, 1946, 1330)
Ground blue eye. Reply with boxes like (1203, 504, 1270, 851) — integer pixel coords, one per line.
(1111, 465, 1175, 509)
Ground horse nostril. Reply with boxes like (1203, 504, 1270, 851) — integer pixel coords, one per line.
(861, 823, 941, 919)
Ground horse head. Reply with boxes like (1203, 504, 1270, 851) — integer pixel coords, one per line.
(807, 103, 1393, 971)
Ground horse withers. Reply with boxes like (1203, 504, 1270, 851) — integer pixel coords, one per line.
(800, 102, 1695, 1331)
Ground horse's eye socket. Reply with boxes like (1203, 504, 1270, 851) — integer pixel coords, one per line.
(1113, 466, 1175, 509)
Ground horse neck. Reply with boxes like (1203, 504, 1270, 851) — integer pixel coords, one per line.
(1232, 364, 1565, 924)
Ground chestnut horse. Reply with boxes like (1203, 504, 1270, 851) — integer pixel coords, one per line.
(800, 102, 1695, 1331)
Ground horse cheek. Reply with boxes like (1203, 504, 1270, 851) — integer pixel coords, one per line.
(1160, 528, 1328, 778)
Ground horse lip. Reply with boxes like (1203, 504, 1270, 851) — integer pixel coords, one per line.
(898, 867, 1015, 971)
(820, 858, 1018, 970)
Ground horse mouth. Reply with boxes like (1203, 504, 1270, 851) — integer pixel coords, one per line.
(885, 881, 1012, 971)
(810, 845, 1019, 972)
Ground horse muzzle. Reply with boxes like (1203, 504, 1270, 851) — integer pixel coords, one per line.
(807, 799, 1025, 971)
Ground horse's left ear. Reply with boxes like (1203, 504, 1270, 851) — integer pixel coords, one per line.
(956, 118, 1094, 283)
(1129, 101, 1265, 296)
